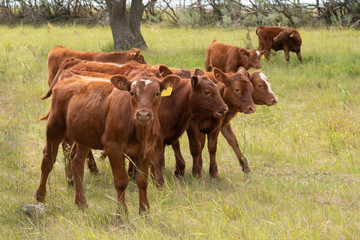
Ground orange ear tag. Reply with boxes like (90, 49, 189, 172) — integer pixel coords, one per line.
(289, 33, 294, 38)
(161, 86, 172, 97)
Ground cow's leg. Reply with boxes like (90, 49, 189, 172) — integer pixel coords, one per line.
(62, 138, 74, 186)
(66, 143, 76, 186)
(187, 123, 202, 178)
(264, 48, 271, 61)
(198, 132, 206, 170)
(221, 122, 251, 173)
(284, 46, 290, 64)
(150, 137, 165, 186)
(72, 144, 90, 208)
(172, 139, 186, 177)
(296, 51, 303, 64)
(86, 151, 99, 174)
(135, 154, 151, 213)
(207, 129, 221, 178)
(36, 123, 65, 202)
(205, 54, 212, 72)
(107, 143, 129, 214)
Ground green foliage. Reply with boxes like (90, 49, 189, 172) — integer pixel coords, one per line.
(0, 25, 360, 239)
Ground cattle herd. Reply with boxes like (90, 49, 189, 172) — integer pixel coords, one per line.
(35, 26, 302, 214)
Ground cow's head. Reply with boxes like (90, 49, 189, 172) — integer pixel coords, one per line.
(249, 70, 278, 106)
(273, 29, 296, 43)
(239, 49, 267, 70)
(110, 69, 180, 124)
(188, 69, 228, 119)
(214, 67, 256, 114)
(130, 48, 147, 64)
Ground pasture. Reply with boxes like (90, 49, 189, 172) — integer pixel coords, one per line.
(0, 25, 359, 239)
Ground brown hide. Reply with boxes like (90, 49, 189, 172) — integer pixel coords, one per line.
(173, 67, 256, 178)
(256, 26, 303, 64)
(47, 45, 147, 85)
(170, 68, 278, 178)
(164, 67, 277, 107)
(149, 69, 229, 185)
(42, 58, 151, 99)
(36, 72, 180, 213)
(205, 40, 267, 72)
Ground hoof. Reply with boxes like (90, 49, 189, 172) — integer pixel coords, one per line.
(154, 179, 164, 188)
(192, 170, 202, 179)
(174, 169, 185, 178)
(35, 194, 45, 203)
(210, 172, 219, 178)
(243, 168, 252, 174)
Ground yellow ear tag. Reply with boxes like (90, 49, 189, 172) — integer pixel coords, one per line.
(133, 52, 137, 56)
(289, 33, 294, 37)
(161, 86, 172, 97)
(261, 55, 265, 59)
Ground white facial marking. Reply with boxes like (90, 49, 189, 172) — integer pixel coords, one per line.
(256, 50, 260, 56)
(140, 78, 152, 89)
(145, 80, 152, 86)
(132, 80, 137, 86)
(259, 72, 277, 100)
(259, 72, 267, 81)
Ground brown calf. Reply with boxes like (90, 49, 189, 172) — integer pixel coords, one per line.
(140, 68, 229, 186)
(170, 67, 257, 178)
(42, 58, 153, 99)
(36, 71, 180, 213)
(205, 40, 267, 72)
(46, 46, 147, 85)
(256, 26, 303, 64)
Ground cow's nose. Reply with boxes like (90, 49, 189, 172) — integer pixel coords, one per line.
(272, 98, 278, 105)
(256, 65, 261, 69)
(136, 110, 152, 121)
(222, 105, 229, 114)
(215, 106, 228, 117)
(248, 105, 256, 113)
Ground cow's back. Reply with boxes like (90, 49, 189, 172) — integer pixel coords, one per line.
(206, 42, 235, 72)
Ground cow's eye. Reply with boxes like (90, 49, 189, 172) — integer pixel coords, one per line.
(156, 92, 160, 96)
(204, 90, 210, 95)
(235, 88, 240, 92)
(130, 92, 134, 96)
(257, 84, 262, 88)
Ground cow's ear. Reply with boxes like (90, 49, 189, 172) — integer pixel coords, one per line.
(137, 55, 145, 62)
(191, 75, 199, 89)
(194, 69, 205, 76)
(239, 49, 250, 56)
(237, 67, 250, 78)
(132, 48, 140, 57)
(260, 50, 268, 56)
(160, 74, 181, 97)
(288, 30, 295, 38)
(214, 68, 229, 86)
(159, 65, 173, 77)
(110, 75, 131, 91)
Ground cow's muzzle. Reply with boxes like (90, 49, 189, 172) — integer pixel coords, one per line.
(136, 110, 152, 122)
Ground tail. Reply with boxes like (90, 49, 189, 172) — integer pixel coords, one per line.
(255, 26, 263, 36)
(42, 57, 80, 100)
(39, 111, 50, 121)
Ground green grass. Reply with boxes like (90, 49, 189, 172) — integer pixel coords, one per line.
(0, 24, 359, 239)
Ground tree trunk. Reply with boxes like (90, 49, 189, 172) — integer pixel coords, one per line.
(105, 0, 147, 51)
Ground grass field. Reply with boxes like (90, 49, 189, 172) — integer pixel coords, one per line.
(0, 24, 359, 239)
